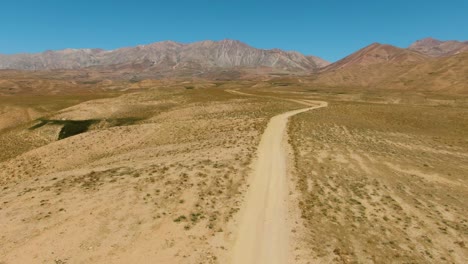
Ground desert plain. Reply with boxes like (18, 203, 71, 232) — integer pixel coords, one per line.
(0, 74, 466, 264)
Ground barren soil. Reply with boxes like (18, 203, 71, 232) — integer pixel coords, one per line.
(289, 98, 468, 263)
(0, 81, 467, 264)
(0, 86, 301, 263)
(230, 91, 327, 264)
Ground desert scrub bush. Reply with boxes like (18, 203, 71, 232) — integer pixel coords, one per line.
(174, 215, 187, 222)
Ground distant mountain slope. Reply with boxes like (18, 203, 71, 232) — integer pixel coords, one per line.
(322, 43, 428, 72)
(306, 55, 330, 68)
(409, 37, 468, 57)
(314, 41, 468, 93)
(397, 51, 468, 92)
(0, 40, 329, 73)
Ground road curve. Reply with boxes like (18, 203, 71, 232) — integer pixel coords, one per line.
(228, 90, 327, 264)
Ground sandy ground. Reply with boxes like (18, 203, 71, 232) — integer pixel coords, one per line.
(0, 106, 43, 132)
(1, 84, 466, 263)
(0, 88, 303, 264)
(288, 99, 468, 263)
(230, 90, 327, 264)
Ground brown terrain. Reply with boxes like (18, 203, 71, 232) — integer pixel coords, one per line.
(409, 37, 468, 57)
(313, 41, 468, 93)
(0, 38, 467, 264)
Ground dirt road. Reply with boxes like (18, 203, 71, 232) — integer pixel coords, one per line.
(229, 90, 327, 264)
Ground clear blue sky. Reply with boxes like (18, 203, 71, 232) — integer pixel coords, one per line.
(1, 0, 467, 61)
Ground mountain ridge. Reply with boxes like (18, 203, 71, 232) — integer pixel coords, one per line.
(0, 39, 329, 73)
(321, 42, 428, 72)
(314, 41, 468, 93)
(408, 37, 468, 57)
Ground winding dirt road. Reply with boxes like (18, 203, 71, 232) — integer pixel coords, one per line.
(228, 90, 327, 264)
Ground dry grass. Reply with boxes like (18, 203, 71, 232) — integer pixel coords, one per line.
(0, 84, 300, 263)
(289, 98, 468, 263)
(1, 78, 467, 263)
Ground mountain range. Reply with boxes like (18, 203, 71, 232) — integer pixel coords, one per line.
(0, 37, 467, 92)
(0, 38, 466, 74)
(0, 40, 329, 73)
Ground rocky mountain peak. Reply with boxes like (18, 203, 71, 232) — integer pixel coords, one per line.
(410, 37, 443, 48)
(408, 37, 468, 57)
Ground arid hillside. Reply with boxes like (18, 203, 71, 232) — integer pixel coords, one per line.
(321, 43, 428, 72)
(0, 83, 306, 263)
(315, 50, 468, 93)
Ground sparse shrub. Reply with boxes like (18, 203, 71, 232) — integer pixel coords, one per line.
(174, 215, 187, 222)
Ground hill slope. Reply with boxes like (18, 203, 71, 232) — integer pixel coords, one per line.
(315, 45, 468, 93)
(322, 43, 428, 72)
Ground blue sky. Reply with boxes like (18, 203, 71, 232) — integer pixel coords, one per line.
(1, 0, 467, 61)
